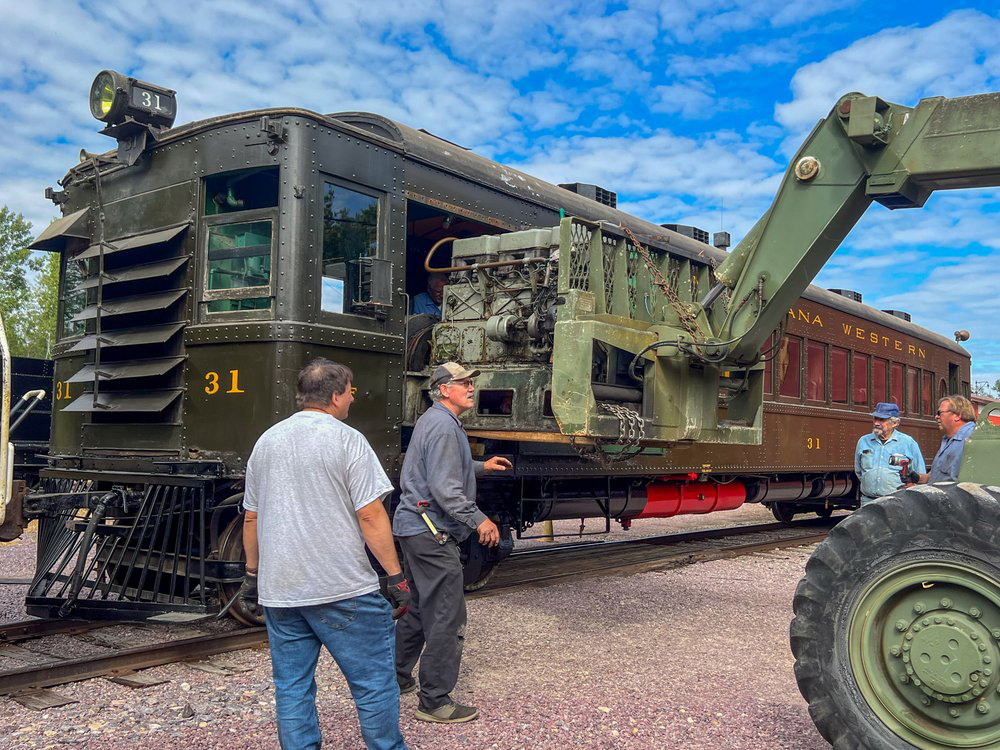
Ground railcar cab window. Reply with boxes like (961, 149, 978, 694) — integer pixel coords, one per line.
(321, 181, 379, 316)
(201, 168, 278, 315)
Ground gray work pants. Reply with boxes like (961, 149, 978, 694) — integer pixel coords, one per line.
(394, 531, 467, 710)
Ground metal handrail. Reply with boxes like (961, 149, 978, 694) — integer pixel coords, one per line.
(0, 314, 11, 526)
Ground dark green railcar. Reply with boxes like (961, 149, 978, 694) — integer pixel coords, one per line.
(16, 73, 966, 630)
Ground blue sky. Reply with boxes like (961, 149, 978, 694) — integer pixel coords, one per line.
(4, 1, 1000, 385)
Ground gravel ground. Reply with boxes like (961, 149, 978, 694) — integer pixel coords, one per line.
(0, 514, 829, 750)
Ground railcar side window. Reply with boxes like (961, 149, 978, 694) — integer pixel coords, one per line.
(322, 181, 379, 316)
(873, 358, 888, 405)
(890, 362, 903, 408)
(922, 372, 932, 415)
(831, 347, 848, 403)
(806, 341, 825, 401)
(205, 220, 273, 313)
(61, 254, 87, 337)
(906, 367, 918, 414)
(852, 353, 868, 407)
(777, 336, 801, 398)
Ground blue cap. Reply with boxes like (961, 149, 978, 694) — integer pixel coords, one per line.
(870, 402, 899, 419)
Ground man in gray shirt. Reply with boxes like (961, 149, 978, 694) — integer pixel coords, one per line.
(394, 362, 512, 724)
(922, 394, 976, 483)
(242, 358, 410, 750)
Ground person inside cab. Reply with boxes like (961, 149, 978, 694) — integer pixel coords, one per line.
(411, 273, 448, 317)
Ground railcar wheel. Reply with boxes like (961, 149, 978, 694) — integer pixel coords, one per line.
(815, 506, 834, 519)
(769, 502, 797, 524)
(791, 483, 1000, 749)
(217, 513, 264, 627)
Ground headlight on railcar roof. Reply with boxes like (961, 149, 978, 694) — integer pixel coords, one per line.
(89, 69, 177, 129)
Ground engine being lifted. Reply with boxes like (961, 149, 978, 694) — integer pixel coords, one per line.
(406, 217, 765, 454)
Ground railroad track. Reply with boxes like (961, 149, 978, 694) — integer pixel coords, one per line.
(472, 517, 839, 596)
(0, 518, 836, 701)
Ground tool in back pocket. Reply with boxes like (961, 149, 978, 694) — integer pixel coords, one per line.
(416, 500, 449, 544)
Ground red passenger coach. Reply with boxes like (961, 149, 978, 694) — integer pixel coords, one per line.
(612, 285, 971, 524)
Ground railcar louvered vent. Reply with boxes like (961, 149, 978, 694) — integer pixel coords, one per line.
(62, 224, 191, 430)
(882, 309, 912, 322)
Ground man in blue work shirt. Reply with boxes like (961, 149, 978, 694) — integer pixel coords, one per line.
(393, 362, 511, 724)
(855, 402, 926, 505)
(922, 394, 976, 483)
(411, 273, 447, 317)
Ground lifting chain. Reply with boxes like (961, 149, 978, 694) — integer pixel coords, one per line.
(567, 403, 646, 466)
(620, 224, 707, 341)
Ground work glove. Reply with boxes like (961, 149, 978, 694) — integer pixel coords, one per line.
(386, 572, 411, 620)
(239, 571, 263, 618)
(901, 469, 920, 485)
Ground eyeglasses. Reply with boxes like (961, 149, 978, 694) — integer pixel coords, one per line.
(445, 379, 475, 390)
(936, 410, 953, 416)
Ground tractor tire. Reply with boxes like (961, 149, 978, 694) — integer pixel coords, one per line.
(791, 483, 1000, 749)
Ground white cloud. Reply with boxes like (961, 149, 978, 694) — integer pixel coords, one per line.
(776, 9, 1000, 141)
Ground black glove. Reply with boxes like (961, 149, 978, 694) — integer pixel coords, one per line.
(239, 571, 263, 617)
(386, 572, 411, 620)
(901, 469, 920, 484)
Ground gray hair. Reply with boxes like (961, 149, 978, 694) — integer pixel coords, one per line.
(296, 358, 353, 408)
(428, 385, 446, 402)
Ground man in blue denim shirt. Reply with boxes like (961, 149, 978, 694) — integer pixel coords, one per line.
(922, 394, 976, 483)
(855, 402, 926, 505)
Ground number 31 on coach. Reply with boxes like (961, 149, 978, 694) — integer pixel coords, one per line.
(204, 370, 245, 395)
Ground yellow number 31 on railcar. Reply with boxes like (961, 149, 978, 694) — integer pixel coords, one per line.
(204, 370, 246, 395)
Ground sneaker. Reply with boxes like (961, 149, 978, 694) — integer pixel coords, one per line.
(415, 701, 479, 723)
(398, 677, 417, 695)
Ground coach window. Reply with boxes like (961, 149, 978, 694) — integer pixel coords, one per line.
(852, 353, 869, 408)
(777, 336, 801, 398)
(806, 341, 825, 401)
(890, 362, 903, 408)
(831, 347, 848, 404)
(762, 336, 773, 394)
(321, 180, 380, 316)
(873, 358, 888, 405)
(939, 378, 948, 400)
(922, 371, 932, 415)
(906, 366, 919, 414)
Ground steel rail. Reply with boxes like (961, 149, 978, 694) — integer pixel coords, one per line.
(0, 619, 102, 643)
(0, 627, 266, 695)
(474, 526, 830, 597)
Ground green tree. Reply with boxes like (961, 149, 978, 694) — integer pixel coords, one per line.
(0, 206, 60, 358)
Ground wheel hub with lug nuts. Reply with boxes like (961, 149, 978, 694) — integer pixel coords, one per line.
(850, 561, 1000, 748)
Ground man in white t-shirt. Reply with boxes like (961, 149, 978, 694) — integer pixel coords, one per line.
(242, 358, 410, 750)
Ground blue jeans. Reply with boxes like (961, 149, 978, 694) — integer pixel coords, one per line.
(264, 592, 407, 750)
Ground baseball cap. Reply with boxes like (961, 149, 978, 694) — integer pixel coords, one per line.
(430, 362, 481, 388)
(870, 402, 900, 419)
